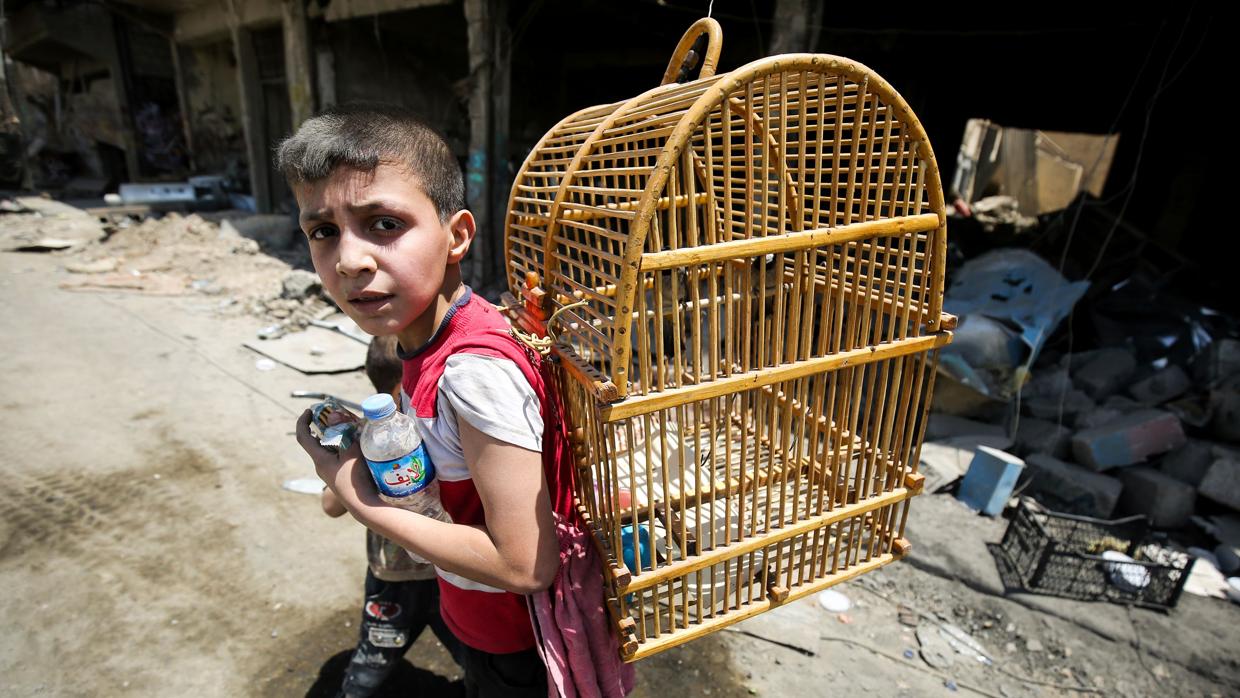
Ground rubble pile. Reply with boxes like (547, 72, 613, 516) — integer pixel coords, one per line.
(926, 234, 1240, 606)
(1, 200, 335, 335)
(935, 339, 1240, 531)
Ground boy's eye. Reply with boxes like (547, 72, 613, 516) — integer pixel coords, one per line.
(307, 225, 338, 241)
(371, 217, 403, 233)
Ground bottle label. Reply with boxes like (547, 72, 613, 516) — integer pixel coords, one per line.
(365, 443, 435, 498)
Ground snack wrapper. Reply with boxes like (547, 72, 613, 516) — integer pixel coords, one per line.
(309, 398, 360, 452)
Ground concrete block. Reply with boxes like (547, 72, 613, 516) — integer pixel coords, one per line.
(1060, 349, 1106, 372)
(1200, 459, 1240, 512)
(1075, 406, 1124, 430)
(1215, 545, 1240, 576)
(1194, 338, 1240, 386)
(1011, 417, 1071, 459)
(1159, 440, 1215, 487)
(1024, 453, 1123, 518)
(1208, 374, 1240, 443)
(1192, 513, 1240, 548)
(1071, 348, 1137, 400)
(926, 414, 1006, 441)
(1117, 467, 1196, 528)
(281, 269, 321, 300)
(1071, 409, 1187, 471)
(1129, 365, 1191, 405)
(1103, 394, 1143, 412)
(1024, 388, 1094, 422)
(957, 446, 1025, 516)
(1022, 365, 1071, 398)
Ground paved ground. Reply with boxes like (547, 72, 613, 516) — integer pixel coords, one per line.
(2, 246, 1237, 697)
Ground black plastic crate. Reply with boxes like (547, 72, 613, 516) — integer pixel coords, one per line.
(990, 499, 1194, 610)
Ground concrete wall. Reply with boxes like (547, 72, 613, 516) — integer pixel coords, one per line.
(174, 0, 282, 46)
(181, 42, 246, 175)
(327, 5, 469, 154)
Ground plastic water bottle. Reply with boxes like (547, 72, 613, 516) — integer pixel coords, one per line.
(359, 394, 451, 561)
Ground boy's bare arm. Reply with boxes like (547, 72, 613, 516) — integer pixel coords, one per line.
(296, 410, 559, 594)
(320, 487, 348, 518)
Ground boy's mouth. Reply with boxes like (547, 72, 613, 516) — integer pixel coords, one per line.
(348, 291, 394, 311)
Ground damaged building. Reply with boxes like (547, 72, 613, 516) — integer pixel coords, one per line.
(1, 0, 481, 263)
(0, 0, 776, 290)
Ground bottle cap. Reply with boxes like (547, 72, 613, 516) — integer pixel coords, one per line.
(361, 393, 397, 420)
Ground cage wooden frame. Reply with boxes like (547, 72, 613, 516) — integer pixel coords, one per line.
(502, 19, 953, 661)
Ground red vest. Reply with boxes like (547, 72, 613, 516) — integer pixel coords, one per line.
(402, 292, 576, 653)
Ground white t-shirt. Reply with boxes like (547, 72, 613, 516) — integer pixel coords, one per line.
(399, 352, 544, 594)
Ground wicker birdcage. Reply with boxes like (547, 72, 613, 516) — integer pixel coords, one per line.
(500, 18, 954, 661)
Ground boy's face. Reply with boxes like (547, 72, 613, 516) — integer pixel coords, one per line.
(294, 162, 473, 345)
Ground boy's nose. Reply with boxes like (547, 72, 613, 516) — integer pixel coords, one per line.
(335, 232, 377, 277)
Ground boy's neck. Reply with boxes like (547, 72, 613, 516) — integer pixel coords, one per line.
(396, 272, 465, 351)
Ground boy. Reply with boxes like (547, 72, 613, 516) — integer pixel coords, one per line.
(321, 334, 460, 698)
(285, 105, 608, 697)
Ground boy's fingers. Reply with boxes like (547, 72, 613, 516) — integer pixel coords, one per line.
(295, 409, 330, 458)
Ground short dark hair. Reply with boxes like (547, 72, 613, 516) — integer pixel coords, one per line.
(365, 335, 403, 396)
(276, 103, 464, 221)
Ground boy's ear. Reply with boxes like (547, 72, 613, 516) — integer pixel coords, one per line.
(446, 209, 475, 264)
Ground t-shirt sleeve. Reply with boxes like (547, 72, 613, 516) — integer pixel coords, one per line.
(437, 353, 543, 452)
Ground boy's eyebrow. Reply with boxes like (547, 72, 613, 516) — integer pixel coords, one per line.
(299, 200, 407, 224)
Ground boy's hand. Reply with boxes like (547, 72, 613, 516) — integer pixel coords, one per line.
(295, 410, 381, 514)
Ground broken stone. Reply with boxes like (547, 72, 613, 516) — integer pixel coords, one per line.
(1199, 459, 1240, 512)
(1118, 468, 1196, 528)
(1192, 514, 1240, 548)
(1024, 389, 1095, 422)
(231, 238, 260, 255)
(1194, 338, 1240, 386)
(1060, 349, 1105, 372)
(1075, 406, 1124, 430)
(957, 446, 1025, 516)
(1071, 409, 1186, 471)
(1071, 348, 1137, 400)
(1215, 545, 1240, 576)
(1102, 394, 1143, 412)
(1159, 440, 1215, 487)
(1129, 365, 1192, 405)
(281, 270, 321, 301)
(1011, 417, 1071, 459)
(1022, 365, 1072, 398)
(1025, 638, 1044, 652)
(1208, 374, 1240, 443)
(1024, 453, 1123, 518)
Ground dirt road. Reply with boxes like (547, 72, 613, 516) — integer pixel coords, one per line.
(3, 244, 1238, 697)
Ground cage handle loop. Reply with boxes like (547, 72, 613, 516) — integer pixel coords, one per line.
(660, 17, 723, 86)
